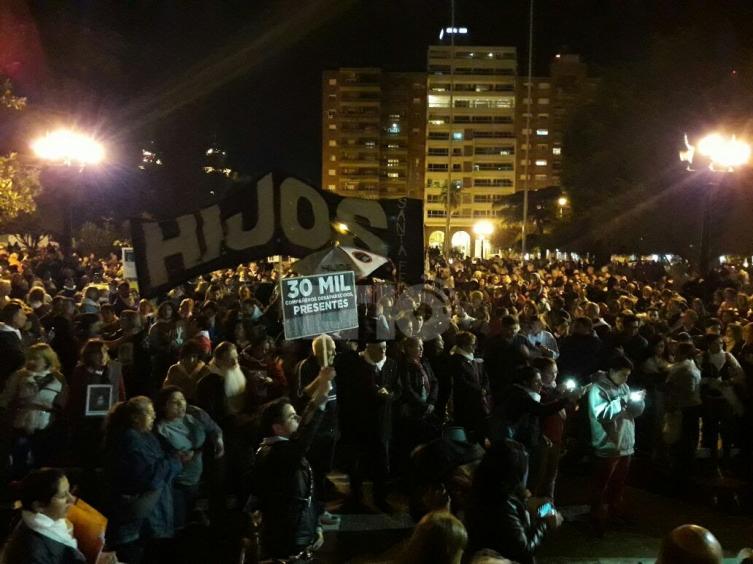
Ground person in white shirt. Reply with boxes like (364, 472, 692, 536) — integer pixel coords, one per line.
(665, 342, 703, 487)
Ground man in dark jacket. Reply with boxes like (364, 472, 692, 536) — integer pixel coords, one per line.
(335, 340, 399, 510)
(448, 331, 491, 444)
(484, 315, 530, 403)
(490, 366, 578, 456)
(253, 366, 335, 559)
(0, 299, 27, 389)
(558, 317, 603, 383)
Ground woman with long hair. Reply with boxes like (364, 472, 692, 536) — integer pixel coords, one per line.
(0, 344, 67, 476)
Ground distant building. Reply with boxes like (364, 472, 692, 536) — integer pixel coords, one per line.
(515, 54, 594, 192)
(423, 42, 518, 255)
(322, 68, 426, 199)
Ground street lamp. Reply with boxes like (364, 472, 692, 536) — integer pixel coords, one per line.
(557, 196, 568, 218)
(680, 132, 751, 273)
(473, 220, 494, 259)
(31, 129, 106, 255)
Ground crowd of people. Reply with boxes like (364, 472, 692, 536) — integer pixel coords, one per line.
(0, 242, 752, 563)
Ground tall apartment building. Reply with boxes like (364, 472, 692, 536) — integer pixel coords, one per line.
(423, 44, 518, 255)
(516, 54, 592, 191)
(322, 68, 426, 199)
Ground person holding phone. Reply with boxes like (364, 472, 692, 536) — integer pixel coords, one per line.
(587, 355, 645, 537)
(465, 440, 563, 564)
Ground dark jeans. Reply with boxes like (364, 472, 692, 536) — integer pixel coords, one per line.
(590, 455, 631, 525)
(702, 397, 736, 460)
(173, 483, 199, 530)
(675, 405, 702, 478)
(307, 432, 337, 504)
(531, 442, 562, 499)
(343, 439, 389, 503)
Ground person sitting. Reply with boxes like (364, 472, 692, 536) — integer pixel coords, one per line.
(397, 510, 467, 564)
(656, 524, 723, 564)
(1, 467, 117, 564)
(252, 365, 335, 560)
(465, 440, 562, 564)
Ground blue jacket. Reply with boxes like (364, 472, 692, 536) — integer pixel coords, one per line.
(104, 428, 182, 545)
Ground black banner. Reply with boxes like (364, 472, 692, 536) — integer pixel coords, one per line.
(130, 172, 424, 297)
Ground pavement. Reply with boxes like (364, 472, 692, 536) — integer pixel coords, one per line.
(316, 461, 753, 563)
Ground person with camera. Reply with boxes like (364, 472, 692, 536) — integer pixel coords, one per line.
(587, 355, 645, 537)
(465, 440, 563, 564)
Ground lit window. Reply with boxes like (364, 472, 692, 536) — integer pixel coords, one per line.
(388, 123, 401, 134)
(330, 155, 336, 161)
(535, 174, 548, 180)
(328, 124, 336, 130)
(387, 172, 400, 178)
(365, 141, 376, 149)
(327, 184, 335, 190)
(536, 128, 549, 136)
(328, 78, 337, 85)
(535, 159, 547, 166)
(538, 98, 550, 104)
(452, 131, 464, 141)
(328, 169, 336, 176)
(387, 159, 400, 167)
(552, 147, 562, 155)
(538, 83, 550, 89)
(328, 140, 337, 147)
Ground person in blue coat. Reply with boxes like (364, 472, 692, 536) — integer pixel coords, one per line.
(102, 396, 186, 564)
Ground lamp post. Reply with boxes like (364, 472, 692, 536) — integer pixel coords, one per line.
(557, 196, 568, 218)
(680, 132, 750, 274)
(473, 220, 494, 259)
(31, 129, 105, 256)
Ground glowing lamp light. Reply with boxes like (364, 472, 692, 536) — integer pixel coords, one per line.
(332, 222, 349, 235)
(557, 196, 568, 207)
(473, 220, 494, 238)
(681, 132, 751, 172)
(32, 129, 105, 166)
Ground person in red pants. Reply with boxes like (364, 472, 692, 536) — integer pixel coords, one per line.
(587, 355, 645, 537)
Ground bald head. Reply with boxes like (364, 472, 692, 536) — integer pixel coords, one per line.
(657, 524, 723, 564)
(312, 334, 336, 367)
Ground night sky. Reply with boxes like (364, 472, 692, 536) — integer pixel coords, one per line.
(2, 0, 753, 190)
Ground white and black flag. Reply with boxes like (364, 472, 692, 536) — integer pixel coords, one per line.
(130, 172, 424, 297)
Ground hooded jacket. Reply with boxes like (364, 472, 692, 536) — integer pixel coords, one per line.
(587, 371, 645, 458)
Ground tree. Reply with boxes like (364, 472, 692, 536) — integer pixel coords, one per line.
(439, 182, 462, 215)
(0, 153, 40, 225)
(494, 186, 564, 240)
(0, 78, 41, 227)
(75, 221, 130, 258)
(1, 79, 26, 110)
